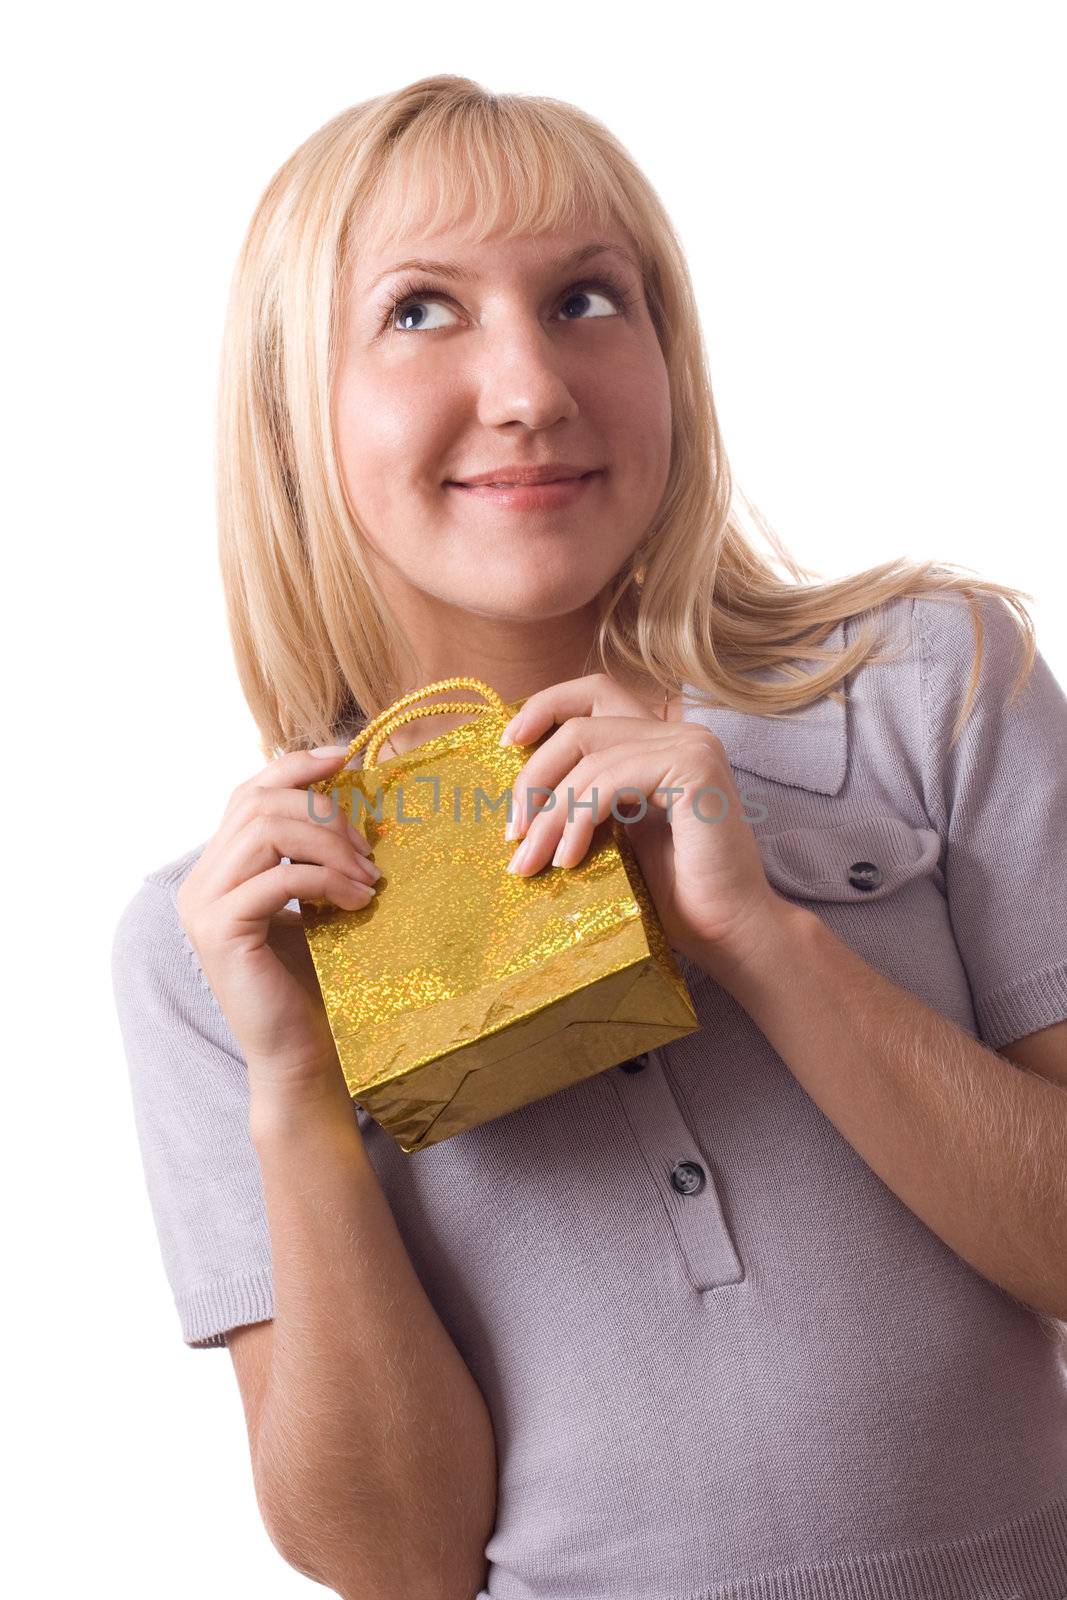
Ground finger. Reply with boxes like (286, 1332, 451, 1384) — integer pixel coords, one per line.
(191, 812, 382, 907)
(508, 719, 676, 838)
(507, 743, 676, 876)
(208, 774, 374, 866)
(223, 743, 362, 820)
(302, 784, 374, 854)
(500, 674, 654, 747)
(215, 862, 376, 932)
(211, 745, 373, 859)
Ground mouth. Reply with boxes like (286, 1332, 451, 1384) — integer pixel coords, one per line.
(445, 469, 604, 509)
(451, 471, 599, 486)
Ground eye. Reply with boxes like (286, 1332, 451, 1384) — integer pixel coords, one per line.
(558, 281, 628, 320)
(379, 271, 635, 335)
(389, 292, 461, 334)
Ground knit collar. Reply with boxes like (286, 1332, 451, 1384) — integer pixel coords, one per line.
(680, 617, 848, 799)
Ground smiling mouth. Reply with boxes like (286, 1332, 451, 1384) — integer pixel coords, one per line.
(443, 471, 604, 512)
(449, 470, 601, 488)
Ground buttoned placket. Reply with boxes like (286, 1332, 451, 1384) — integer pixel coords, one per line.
(609, 1045, 743, 1291)
(601, 644, 850, 1293)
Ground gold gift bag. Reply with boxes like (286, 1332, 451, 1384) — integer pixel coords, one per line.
(301, 676, 700, 1154)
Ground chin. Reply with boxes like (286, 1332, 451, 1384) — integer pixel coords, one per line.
(455, 569, 611, 619)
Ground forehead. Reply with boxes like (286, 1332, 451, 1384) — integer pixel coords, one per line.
(343, 140, 638, 293)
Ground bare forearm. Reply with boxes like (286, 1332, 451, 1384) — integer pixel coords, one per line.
(249, 1092, 497, 1600)
(702, 902, 1067, 1320)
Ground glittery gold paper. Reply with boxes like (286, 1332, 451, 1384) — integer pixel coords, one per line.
(300, 676, 700, 1154)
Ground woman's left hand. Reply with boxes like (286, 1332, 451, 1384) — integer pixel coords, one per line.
(500, 673, 789, 976)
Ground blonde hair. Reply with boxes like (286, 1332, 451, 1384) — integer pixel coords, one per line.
(216, 73, 1037, 760)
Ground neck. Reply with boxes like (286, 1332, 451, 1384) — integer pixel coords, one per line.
(375, 679, 674, 762)
(362, 562, 675, 757)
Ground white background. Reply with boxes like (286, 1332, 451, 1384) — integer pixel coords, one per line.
(5, 2, 1064, 1595)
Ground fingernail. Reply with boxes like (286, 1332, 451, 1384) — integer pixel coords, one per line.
(506, 839, 531, 874)
(346, 821, 371, 854)
(310, 744, 349, 758)
(498, 722, 515, 746)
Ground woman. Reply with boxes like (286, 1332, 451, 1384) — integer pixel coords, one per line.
(111, 74, 1067, 1600)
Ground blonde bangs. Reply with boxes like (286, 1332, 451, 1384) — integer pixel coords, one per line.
(349, 93, 644, 270)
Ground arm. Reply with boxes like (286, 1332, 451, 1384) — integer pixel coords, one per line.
(247, 1084, 497, 1600)
(701, 901, 1067, 1322)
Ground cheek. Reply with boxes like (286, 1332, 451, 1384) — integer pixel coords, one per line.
(595, 342, 670, 457)
(334, 366, 449, 489)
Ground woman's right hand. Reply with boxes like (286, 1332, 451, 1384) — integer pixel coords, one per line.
(176, 745, 380, 1113)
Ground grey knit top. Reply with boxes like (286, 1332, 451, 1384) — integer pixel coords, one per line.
(111, 590, 1067, 1600)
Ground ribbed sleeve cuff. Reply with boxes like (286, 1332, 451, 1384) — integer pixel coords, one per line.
(976, 959, 1067, 1050)
(176, 1266, 274, 1350)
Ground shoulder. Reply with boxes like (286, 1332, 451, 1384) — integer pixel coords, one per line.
(845, 587, 1040, 754)
(907, 587, 1035, 703)
(111, 840, 212, 1002)
(114, 841, 208, 920)
(848, 587, 1028, 686)
(143, 841, 210, 893)
(113, 841, 207, 938)
(795, 588, 1045, 825)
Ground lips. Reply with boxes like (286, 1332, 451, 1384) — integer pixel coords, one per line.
(469, 475, 586, 486)
(446, 471, 602, 510)
(448, 463, 601, 487)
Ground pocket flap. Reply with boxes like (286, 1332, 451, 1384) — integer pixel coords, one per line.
(759, 817, 942, 903)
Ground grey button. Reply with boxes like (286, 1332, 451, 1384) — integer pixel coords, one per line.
(618, 1053, 650, 1073)
(847, 860, 882, 891)
(671, 1160, 706, 1196)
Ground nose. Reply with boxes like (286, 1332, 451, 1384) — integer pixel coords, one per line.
(470, 320, 580, 431)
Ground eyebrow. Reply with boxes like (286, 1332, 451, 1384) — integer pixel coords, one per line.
(365, 241, 639, 297)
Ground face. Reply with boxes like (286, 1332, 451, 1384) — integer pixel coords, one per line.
(332, 211, 672, 646)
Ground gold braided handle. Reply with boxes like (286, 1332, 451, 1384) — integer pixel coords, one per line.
(337, 676, 510, 775)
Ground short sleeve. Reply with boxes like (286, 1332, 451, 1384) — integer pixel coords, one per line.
(110, 871, 274, 1348)
(916, 589, 1067, 1049)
